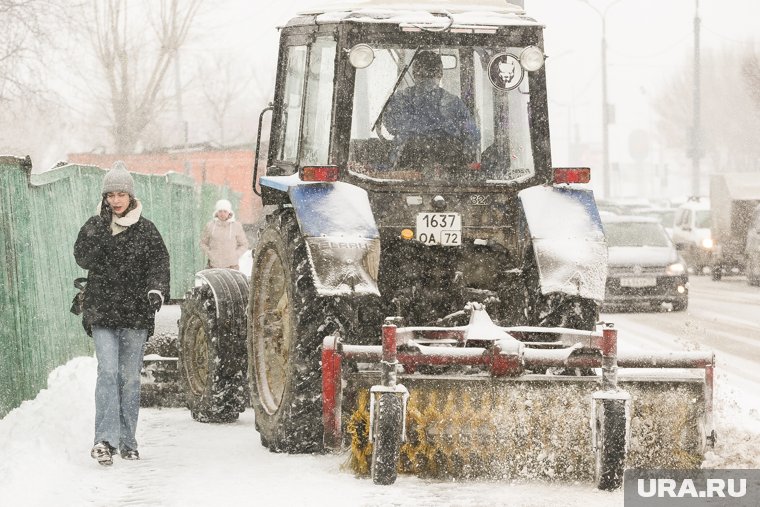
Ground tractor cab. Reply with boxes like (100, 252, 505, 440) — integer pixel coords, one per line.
(257, 0, 551, 192)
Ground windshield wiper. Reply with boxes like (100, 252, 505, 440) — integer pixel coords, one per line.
(371, 47, 421, 136)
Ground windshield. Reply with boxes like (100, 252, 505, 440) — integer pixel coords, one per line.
(348, 45, 534, 184)
(605, 222, 672, 248)
(695, 210, 711, 228)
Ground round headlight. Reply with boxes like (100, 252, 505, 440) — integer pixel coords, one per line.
(349, 44, 375, 69)
(701, 237, 713, 249)
(519, 46, 545, 72)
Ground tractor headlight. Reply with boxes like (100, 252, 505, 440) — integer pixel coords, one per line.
(519, 46, 545, 71)
(666, 262, 686, 276)
(701, 237, 714, 249)
(349, 44, 375, 69)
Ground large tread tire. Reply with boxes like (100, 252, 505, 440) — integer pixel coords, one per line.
(248, 210, 355, 453)
(371, 394, 403, 485)
(178, 271, 248, 423)
(594, 399, 627, 490)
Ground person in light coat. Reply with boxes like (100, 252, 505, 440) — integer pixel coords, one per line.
(200, 199, 249, 270)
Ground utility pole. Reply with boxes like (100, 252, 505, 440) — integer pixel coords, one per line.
(580, 0, 623, 199)
(691, 0, 702, 196)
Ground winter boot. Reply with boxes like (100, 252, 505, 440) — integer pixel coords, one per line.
(91, 441, 115, 466)
(120, 448, 140, 460)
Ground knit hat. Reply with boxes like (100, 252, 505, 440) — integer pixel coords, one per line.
(102, 161, 135, 196)
(214, 199, 233, 216)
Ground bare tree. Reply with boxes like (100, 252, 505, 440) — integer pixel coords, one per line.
(743, 48, 760, 111)
(197, 55, 254, 146)
(86, 0, 203, 153)
(0, 0, 51, 105)
(652, 45, 760, 172)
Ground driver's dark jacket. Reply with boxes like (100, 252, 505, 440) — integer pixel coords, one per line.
(384, 80, 480, 159)
(74, 213, 170, 338)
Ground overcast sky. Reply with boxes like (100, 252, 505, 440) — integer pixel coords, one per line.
(160, 0, 760, 199)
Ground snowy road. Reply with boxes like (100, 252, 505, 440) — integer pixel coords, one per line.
(1, 276, 759, 506)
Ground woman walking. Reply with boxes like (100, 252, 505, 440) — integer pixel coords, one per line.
(74, 161, 170, 466)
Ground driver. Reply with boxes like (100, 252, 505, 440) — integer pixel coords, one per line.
(384, 51, 480, 168)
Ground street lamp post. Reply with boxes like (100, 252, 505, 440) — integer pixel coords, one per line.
(691, 0, 702, 196)
(580, 0, 624, 198)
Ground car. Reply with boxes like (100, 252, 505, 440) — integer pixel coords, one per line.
(670, 197, 712, 274)
(636, 207, 677, 237)
(746, 203, 760, 286)
(602, 215, 688, 312)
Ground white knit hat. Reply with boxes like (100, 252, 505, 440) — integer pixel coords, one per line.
(214, 199, 233, 214)
(102, 161, 135, 196)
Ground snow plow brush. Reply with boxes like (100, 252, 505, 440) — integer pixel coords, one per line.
(321, 305, 715, 490)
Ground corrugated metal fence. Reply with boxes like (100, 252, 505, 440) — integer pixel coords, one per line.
(0, 156, 238, 418)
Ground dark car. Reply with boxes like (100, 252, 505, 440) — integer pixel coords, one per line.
(602, 215, 688, 311)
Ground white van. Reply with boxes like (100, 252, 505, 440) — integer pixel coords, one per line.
(671, 197, 712, 274)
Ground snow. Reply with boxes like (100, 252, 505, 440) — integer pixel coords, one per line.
(295, 0, 537, 28)
(0, 356, 619, 506)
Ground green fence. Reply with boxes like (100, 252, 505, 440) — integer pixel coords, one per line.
(0, 156, 237, 418)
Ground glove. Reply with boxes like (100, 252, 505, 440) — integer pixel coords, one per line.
(100, 197, 113, 225)
(148, 292, 163, 313)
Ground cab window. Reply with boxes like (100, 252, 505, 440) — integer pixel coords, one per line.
(301, 37, 336, 165)
(276, 45, 307, 163)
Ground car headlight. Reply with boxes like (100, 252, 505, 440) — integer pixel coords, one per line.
(666, 262, 686, 276)
(701, 237, 713, 249)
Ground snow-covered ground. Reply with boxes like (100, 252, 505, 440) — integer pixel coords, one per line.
(1, 277, 759, 506)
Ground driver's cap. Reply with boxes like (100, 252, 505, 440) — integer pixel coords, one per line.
(413, 51, 443, 79)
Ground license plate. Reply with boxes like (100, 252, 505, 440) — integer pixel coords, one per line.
(619, 277, 657, 288)
(416, 213, 462, 246)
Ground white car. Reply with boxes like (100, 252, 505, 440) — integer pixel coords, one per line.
(671, 198, 712, 274)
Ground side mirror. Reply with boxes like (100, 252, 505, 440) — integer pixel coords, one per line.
(675, 243, 686, 251)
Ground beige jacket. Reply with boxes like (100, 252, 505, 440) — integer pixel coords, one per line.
(200, 218, 249, 268)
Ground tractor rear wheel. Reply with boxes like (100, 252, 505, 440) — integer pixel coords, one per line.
(249, 210, 354, 453)
(371, 393, 403, 485)
(178, 272, 248, 423)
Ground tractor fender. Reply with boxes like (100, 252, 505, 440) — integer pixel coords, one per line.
(518, 185, 607, 302)
(261, 175, 381, 297)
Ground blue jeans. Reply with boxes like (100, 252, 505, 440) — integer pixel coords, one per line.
(92, 326, 147, 451)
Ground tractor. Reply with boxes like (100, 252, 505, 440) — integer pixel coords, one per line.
(176, 0, 715, 490)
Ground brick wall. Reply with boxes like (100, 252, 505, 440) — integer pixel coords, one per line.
(68, 149, 263, 225)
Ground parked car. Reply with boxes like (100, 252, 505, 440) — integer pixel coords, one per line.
(602, 215, 688, 312)
(671, 197, 712, 274)
(746, 203, 760, 286)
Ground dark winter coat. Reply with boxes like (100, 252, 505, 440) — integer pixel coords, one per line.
(74, 208, 170, 338)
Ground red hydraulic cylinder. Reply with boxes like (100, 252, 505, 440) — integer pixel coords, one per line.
(321, 335, 342, 450)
